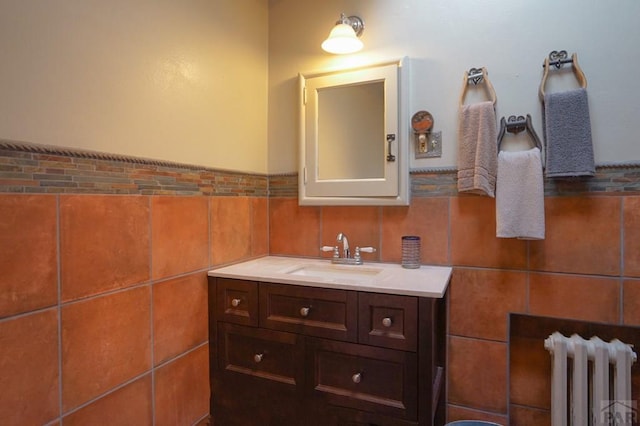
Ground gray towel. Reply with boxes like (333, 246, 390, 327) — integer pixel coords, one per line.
(543, 88, 595, 177)
(457, 101, 498, 196)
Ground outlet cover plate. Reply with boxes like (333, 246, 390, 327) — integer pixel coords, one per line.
(415, 131, 442, 158)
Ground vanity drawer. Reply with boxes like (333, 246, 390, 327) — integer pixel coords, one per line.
(308, 338, 418, 421)
(216, 278, 259, 326)
(260, 283, 357, 342)
(218, 322, 303, 387)
(358, 293, 418, 352)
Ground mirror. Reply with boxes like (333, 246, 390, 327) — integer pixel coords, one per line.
(298, 58, 410, 205)
(318, 81, 384, 180)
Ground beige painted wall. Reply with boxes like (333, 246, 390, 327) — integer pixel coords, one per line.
(4, 2, 639, 175)
(0, 0, 269, 173)
(268, 0, 640, 174)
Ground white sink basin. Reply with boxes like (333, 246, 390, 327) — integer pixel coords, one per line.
(285, 264, 383, 282)
(208, 256, 452, 298)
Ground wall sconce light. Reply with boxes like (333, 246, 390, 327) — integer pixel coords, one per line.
(321, 13, 365, 54)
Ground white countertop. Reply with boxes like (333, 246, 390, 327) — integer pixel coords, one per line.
(208, 256, 451, 298)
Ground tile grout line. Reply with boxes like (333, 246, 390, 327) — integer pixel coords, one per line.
(378, 206, 382, 262)
(447, 197, 452, 266)
(59, 370, 153, 419)
(56, 194, 63, 424)
(525, 240, 531, 315)
(619, 197, 625, 325)
(148, 196, 156, 426)
(249, 197, 254, 256)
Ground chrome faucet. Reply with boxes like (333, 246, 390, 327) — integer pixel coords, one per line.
(337, 232, 350, 259)
(320, 232, 376, 265)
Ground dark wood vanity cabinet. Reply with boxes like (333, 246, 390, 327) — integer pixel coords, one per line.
(208, 277, 447, 426)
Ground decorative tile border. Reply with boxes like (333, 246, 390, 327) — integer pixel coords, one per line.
(267, 173, 298, 198)
(0, 141, 268, 196)
(2, 140, 640, 197)
(410, 167, 640, 197)
(270, 167, 640, 199)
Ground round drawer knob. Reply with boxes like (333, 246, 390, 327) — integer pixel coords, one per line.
(254, 353, 264, 363)
(300, 307, 310, 317)
(231, 298, 241, 307)
(382, 317, 393, 327)
(352, 373, 362, 384)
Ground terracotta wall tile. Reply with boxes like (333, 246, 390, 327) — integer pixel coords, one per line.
(449, 268, 527, 341)
(381, 197, 449, 265)
(154, 344, 210, 426)
(60, 195, 150, 302)
(321, 206, 381, 262)
(252, 197, 269, 257)
(0, 195, 58, 318)
(623, 196, 640, 277)
(509, 405, 550, 426)
(210, 197, 251, 265)
(446, 404, 507, 425)
(529, 273, 620, 324)
(530, 196, 621, 276)
(0, 309, 59, 425)
(450, 196, 527, 269)
(448, 336, 507, 413)
(62, 375, 152, 426)
(62, 286, 151, 412)
(153, 273, 208, 365)
(510, 336, 551, 409)
(623, 279, 640, 326)
(151, 196, 209, 280)
(269, 198, 320, 257)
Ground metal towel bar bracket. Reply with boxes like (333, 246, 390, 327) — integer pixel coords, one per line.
(467, 67, 484, 85)
(459, 66, 497, 106)
(497, 114, 543, 153)
(543, 50, 573, 69)
(539, 50, 588, 100)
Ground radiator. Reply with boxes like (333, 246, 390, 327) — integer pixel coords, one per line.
(544, 332, 637, 426)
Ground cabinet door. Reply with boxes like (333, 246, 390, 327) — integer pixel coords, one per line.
(260, 283, 357, 342)
(358, 292, 418, 352)
(214, 323, 307, 426)
(307, 338, 418, 421)
(216, 278, 259, 326)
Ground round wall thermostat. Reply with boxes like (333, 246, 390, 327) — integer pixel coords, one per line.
(411, 111, 434, 133)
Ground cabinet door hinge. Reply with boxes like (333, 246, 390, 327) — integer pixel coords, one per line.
(302, 86, 307, 105)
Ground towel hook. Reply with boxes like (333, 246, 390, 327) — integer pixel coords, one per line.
(467, 67, 484, 85)
(539, 51, 588, 100)
(505, 115, 526, 134)
(459, 67, 497, 106)
(546, 50, 570, 69)
(497, 114, 543, 154)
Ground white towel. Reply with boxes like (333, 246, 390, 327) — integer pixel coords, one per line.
(496, 147, 545, 240)
(457, 101, 498, 197)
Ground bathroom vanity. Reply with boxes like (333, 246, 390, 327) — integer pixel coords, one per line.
(207, 257, 451, 426)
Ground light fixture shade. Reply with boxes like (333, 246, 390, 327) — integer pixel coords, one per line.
(322, 22, 364, 54)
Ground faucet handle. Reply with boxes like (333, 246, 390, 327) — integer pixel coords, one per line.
(358, 247, 377, 253)
(353, 246, 376, 263)
(321, 245, 340, 258)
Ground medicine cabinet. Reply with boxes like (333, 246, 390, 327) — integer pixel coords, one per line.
(298, 58, 410, 205)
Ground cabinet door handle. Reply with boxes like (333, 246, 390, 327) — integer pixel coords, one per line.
(299, 307, 310, 317)
(382, 317, 393, 327)
(254, 353, 264, 363)
(352, 372, 362, 384)
(231, 298, 241, 307)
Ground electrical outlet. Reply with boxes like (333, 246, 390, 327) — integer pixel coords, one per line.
(415, 131, 442, 158)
